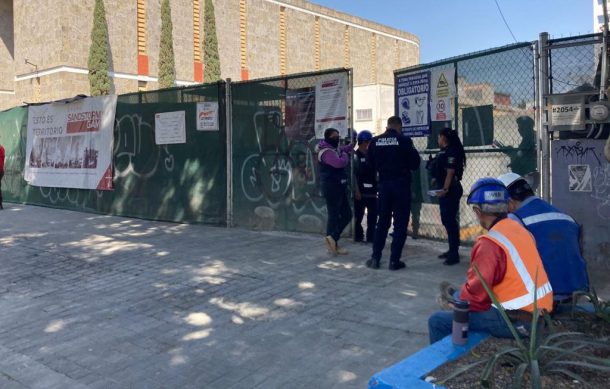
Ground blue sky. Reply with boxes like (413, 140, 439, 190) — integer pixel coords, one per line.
(311, 0, 594, 63)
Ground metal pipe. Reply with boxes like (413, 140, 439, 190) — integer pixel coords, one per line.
(600, 0, 609, 100)
(533, 41, 542, 196)
(538, 32, 551, 202)
(225, 78, 233, 228)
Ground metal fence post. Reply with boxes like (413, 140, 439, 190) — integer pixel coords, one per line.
(538, 32, 551, 202)
(225, 78, 233, 228)
(533, 41, 541, 196)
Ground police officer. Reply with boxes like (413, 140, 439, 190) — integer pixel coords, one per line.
(354, 130, 377, 243)
(497, 172, 589, 303)
(430, 127, 466, 266)
(365, 116, 421, 271)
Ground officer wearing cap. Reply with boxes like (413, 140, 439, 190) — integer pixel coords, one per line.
(353, 130, 377, 243)
(497, 172, 589, 301)
(428, 177, 553, 343)
(365, 116, 420, 271)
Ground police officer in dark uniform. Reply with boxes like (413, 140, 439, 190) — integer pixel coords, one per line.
(365, 116, 421, 271)
(430, 127, 466, 266)
(353, 130, 377, 243)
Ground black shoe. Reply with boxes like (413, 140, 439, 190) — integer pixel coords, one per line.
(438, 251, 449, 259)
(389, 261, 406, 271)
(365, 259, 380, 269)
(443, 258, 460, 266)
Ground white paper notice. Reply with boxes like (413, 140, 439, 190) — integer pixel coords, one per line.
(315, 73, 348, 138)
(155, 111, 186, 144)
(196, 102, 219, 131)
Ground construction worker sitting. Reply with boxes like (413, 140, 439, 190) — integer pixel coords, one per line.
(497, 173, 589, 303)
(428, 178, 553, 344)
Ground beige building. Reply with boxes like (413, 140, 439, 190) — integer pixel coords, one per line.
(0, 0, 419, 114)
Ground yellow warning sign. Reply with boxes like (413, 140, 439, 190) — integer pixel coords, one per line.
(437, 74, 449, 89)
(436, 73, 450, 98)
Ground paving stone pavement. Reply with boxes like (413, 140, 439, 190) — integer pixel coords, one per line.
(0, 204, 468, 388)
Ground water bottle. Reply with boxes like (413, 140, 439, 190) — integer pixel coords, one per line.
(452, 300, 469, 345)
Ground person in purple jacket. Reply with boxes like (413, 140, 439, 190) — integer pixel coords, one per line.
(316, 128, 355, 255)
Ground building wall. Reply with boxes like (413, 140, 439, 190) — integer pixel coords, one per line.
(1, 0, 420, 111)
(285, 7, 315, 74)
(214, 0, 241, 82)
(0, 0, 14, 92)
(246, 0, 280, 80)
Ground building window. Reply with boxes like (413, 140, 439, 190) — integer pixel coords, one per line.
(356, 109, 373, 122)
(598, 15, 605, 24)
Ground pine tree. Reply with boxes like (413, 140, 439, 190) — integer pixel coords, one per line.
(158, 0, 176, 88)
(87, 0, 111, 96)
(203, 0, 221, 82)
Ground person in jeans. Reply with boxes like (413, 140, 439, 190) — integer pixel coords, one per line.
(353, 130, 377, 243)
(316, 128, 354, 255)
(428, 178, 553, 343)
(365, 116, 420, 271)
(498, 172, 589, 304)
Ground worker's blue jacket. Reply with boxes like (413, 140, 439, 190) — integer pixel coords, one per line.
(509, 196, 589, 297)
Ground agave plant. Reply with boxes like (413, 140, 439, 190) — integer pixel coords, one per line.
(572, 288, 610, 324)
(440, 265, 610, 388)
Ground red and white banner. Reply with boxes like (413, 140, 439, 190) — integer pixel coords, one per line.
(315, 73, 348, 139)
(24, 95, 117, 190)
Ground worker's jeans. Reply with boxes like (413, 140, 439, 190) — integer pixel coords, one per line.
(354, 195, 377, 242)
(428, 308, 530, 344)
(321, 181, 352, 243)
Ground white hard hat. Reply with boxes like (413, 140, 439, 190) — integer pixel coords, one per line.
(497, 172, 524, 189)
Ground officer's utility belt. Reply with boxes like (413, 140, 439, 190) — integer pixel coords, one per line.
(506, 309, 532, 322)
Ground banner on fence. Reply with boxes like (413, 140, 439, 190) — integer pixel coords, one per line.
(396, 71, 430, 137)
(315, 73, 348, 138)
(24, 95, 117, 190)
(431, 69, 455, 122)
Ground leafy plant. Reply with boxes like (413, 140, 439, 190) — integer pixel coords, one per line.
(88, 0, 111, 95)
(158, 0, 176, 88)
(572, 288, 610, 324)
(441, 265, 610, 388)
(203, 0, 221, 82)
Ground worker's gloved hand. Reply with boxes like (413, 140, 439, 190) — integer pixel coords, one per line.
(437, 281, 459, 311)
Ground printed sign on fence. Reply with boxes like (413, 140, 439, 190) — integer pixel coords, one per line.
(196, 102, 219, 131)
(315, 73, 348, 138)
(396, 71, 430, 137)
(155, 111, 186, 144)
(24, 95, 117, 190)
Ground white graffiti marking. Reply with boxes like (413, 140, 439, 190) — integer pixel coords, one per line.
(591, 164, 610, 220)
(114, 114, 174, 178)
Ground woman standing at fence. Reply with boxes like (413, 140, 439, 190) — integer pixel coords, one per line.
(316, 128, 354, 255)
(429, 128, 466, 265)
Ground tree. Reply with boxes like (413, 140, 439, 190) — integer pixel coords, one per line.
(203, 0, 221, 82)
(88, 0, 111, 96)
(158, 0, 176, 88)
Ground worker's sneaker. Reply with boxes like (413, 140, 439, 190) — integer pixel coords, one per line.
(389, 261, 406, 271)
(336, 246, 348, 255)
(438, 251, 449, 259)
(365, 258, 380, 269)
(325, 235, 338, 255)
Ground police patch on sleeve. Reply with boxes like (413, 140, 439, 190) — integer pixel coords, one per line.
(447, 157, 456, 165)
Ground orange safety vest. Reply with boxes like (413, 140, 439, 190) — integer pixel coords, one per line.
(479, 218, 553, 314)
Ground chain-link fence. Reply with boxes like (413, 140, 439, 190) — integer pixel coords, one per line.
(230, 68, 352, 234)
(395, 42, 537, 244)
(0, 82, 228, 225)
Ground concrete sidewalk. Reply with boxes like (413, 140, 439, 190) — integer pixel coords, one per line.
(0, 204, 467, 388)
